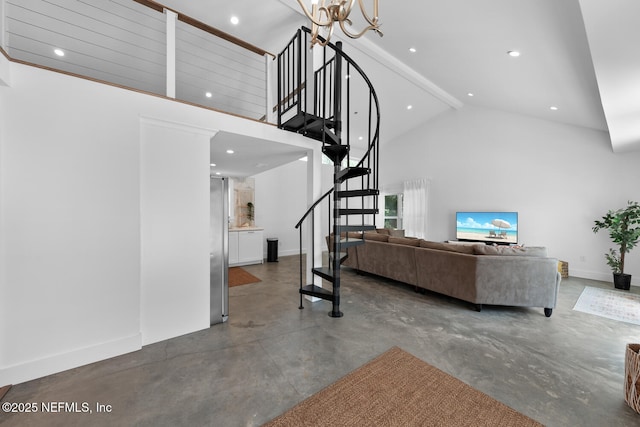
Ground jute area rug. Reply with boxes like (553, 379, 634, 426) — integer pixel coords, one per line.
(228, 267, 261, 287)
(0, 385, 11, 402)
(263, 347, 542, 427)
(573, 286, 640, 325)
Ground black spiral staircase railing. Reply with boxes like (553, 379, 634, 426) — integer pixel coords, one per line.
(277, 27, 380, 317)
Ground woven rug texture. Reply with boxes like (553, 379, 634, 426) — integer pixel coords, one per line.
(263, 347, 542, 427)
(0, 385, 11, 402)
(573, 286, 640, 325)
(228, 267, 261, 287)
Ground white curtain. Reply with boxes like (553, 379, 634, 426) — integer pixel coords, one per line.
(403, 178, 429, 239)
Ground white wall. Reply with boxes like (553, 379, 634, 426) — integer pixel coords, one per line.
(381, 105, 640, 284)
(0, 52, 9, 86)
(253, 158, 333, 258)
(1, 65, 142, 384)
(0, 48, 6, 381)
(140, 118, 212, 345)
(0, 62, 314, 385)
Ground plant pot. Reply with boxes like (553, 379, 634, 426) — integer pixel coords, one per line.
(614, 273, 632, 290)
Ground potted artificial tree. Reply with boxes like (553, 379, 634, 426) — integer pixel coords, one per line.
(592, 200, 640, 290)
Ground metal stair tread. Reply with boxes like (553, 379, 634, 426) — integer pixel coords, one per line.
(281, 112, 315, 131)
(337, 225, 376, 232)
(282, 113, 339, 145)
(338, 208, 379, 216)
(322, 144, 349, 163)
(336, 189, 379, 198)
(329, 251, 348, 264)
(336, 167, 370, 182)
(300, 284, 335, 302)
(312, 266, 335, 282)
(302, 118, 339, 144)
(306, 117, 336, 131)
(304, 129, 339, 145)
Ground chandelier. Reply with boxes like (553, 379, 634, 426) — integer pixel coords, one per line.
(296, 0, 383, 47)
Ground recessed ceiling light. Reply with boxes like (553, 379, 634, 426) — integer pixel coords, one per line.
(215, 172, 221, 175)
(467, 92, 475, 97)
(550, 106, 559, 111)
(507, 50, 521, 57)
(210, 163, 216, 167)
(230, 16, 239, 25)
(226, 149, 234, 154)
(205, 92, 212, 98)
(409, 47, 417, 53)
(358, 136, 364, 141)
(407, 105, 413, 110)
(54, 48, 65, 57)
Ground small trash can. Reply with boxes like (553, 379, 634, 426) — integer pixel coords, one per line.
(267, 238, 278, 262)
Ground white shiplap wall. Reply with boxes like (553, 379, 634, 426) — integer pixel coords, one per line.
(5, 0, 267, 119)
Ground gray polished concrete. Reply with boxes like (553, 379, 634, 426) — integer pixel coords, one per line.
(2, 255, 640, 426)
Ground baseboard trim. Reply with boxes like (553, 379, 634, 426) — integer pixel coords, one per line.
(0, 333, 142, 385)
(566, 269, 639, 287)
(279, 248, 305, 257)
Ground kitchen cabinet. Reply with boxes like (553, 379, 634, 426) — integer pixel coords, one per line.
(229, 228, 263, 266)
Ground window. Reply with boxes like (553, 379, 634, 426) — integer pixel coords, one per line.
(384, 194, 403, 229)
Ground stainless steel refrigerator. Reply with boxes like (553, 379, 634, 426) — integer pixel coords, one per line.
(210, 177, 229, 324)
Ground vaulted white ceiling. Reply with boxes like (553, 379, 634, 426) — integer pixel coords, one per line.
(4, 0, 640, 159)
(159, 0, 640, 153)
(579, 0, 640, 153)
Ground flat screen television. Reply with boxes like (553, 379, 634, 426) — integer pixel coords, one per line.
(456, 211, 518, 245)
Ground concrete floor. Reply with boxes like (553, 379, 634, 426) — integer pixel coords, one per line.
(2, 254, 640, 426)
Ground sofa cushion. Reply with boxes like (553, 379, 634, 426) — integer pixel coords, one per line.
(473, 245, 548, 257)
(419, 240, 477, 254)
(388, 236, 421, 246)
(356, 240, 417, 285)
(376, 228, 391, 235)
(364, 233, 389, 242)
(389, 229, 406, 237)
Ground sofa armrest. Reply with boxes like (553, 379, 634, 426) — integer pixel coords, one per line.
(474, 256, 560, 308)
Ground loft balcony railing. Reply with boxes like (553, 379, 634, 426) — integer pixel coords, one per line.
(2, 0, 275, 123)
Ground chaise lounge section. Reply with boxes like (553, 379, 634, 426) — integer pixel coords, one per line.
(336, 231, 561, 316)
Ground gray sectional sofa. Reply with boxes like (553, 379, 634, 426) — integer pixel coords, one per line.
(337, 230, 561, 316)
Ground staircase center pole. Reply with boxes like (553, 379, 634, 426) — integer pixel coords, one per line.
(331, 166, 343, 318)
(329, 42, 344, 318)
(333, 42, 343, 144)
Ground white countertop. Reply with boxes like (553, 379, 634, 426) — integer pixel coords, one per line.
(229, 227, 263, 231)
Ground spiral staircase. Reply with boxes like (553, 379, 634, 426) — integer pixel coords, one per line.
(277, 27, 381, 317)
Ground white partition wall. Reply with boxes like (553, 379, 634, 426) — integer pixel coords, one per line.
(0, 60, 315, 385)
(0, 64, 142, 385)
(0, 53, 9, 86)
(140, 118, 213, 345)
